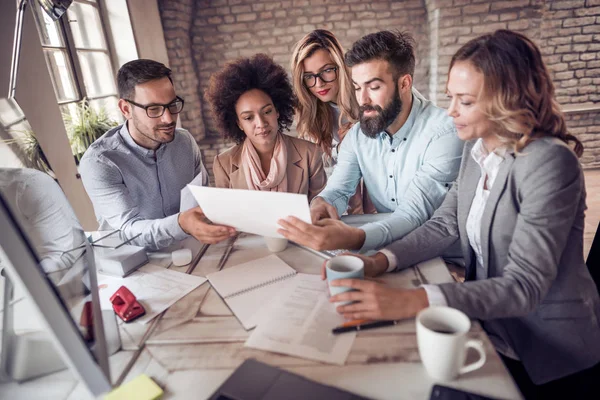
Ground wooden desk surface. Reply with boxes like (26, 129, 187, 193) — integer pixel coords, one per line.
(0, 234, 522, 400)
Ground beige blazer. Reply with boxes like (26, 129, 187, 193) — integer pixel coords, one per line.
(213, 134, 327, 202)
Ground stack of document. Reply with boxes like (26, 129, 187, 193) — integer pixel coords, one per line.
(97, 264, 207, 324)
(245, 273, 357, 365)
(207, 254, 356, 365)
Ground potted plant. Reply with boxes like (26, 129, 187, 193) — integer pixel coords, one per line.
(63, 99, 118, 163)
(1, 128, 53, 174)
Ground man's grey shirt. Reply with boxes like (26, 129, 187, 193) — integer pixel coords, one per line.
(80, 123, 208, 250)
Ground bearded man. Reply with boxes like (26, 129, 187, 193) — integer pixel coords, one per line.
(278, 31, 463, 253)
(80, 59, 235, 250)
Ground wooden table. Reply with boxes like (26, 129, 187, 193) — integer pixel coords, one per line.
(0, 232, 523, 400)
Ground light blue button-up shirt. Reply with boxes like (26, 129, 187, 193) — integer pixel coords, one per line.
(317, 89, 463, 251)
(80, 123, 208, 250)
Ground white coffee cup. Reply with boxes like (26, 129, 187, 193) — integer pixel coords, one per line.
(416, 306, 486, 381)
(264, 237, 288, 252)
(172, 248, 192, 266)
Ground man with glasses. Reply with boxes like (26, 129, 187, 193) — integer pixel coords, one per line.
(279, 31, 463, 255)
(80, 59, 236, 250)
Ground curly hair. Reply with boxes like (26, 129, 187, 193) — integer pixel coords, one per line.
(291, 30, 358, 156)
(205, 54, 296, 144)
(450, 30, 583, 157)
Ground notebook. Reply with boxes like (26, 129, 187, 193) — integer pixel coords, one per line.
(207, 255, 297, 330)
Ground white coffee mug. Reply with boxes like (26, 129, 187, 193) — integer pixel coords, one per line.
(416, 306, 486, 381)
(264, 236, 288, 252)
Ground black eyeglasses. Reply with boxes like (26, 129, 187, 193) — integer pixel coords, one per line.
(125, 96, 185, 118)
(303, 66, 338, 88)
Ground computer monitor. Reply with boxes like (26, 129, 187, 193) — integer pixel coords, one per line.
(0, 191, 111, 396)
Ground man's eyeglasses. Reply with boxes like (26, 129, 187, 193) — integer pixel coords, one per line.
(303, 66, 338, 88)
(125, 96, 185, 118)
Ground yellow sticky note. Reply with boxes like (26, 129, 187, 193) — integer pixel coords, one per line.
(104, 374, 163, 400)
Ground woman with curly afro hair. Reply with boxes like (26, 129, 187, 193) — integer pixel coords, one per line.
(206, 53, 326, 201)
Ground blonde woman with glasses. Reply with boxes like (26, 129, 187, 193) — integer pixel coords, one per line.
(291, 30, 373, 214)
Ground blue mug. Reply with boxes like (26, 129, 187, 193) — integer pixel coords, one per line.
(326, 255, 364, 305)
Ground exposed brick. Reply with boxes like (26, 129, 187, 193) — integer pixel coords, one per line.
(551, 1, 586, 10)
(500, 12, 518, 21)
(236, 13, 257, 22)
(563, 16, 596, 26)
(464, 3, 490, 14)
(327, 5, 350, 12)
(159, 0, 600, 170)
(491, 0, 530, 11)
(231, 5, 251, 13)
(583, 24, 600, 33)
(371, 3, 391, 11)
(549, 36, 573, 46)
(508, 19, 530, 30)
(574, 6, 600, 15)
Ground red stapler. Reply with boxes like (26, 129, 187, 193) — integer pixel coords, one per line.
(110, 286, 146, 322)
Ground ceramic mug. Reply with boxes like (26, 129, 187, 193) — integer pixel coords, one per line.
(325, 255, 364, 305)
(416, 306, 486, 381)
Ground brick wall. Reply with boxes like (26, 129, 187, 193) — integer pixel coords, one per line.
(158, 0, 429, 182)
(424, 0, 600, 167)
(158, 0, 600, 181)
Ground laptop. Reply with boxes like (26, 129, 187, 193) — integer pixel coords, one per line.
(208, 358, 370, 400)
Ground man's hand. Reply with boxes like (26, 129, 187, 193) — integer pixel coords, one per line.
(178, 207, 236, 244)
(310, 197, 340, 223)
(319, 252, 389, 280)
(277, 217, 365, 251)
(329, 279, 429, 321)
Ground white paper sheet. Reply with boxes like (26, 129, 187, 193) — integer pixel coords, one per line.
(245, 273, 356, 365)
(97, 264, 207, 324)
(187, 185, 311, 238)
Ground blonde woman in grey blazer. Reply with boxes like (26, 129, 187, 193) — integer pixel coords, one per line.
(323, 31, 600, 398)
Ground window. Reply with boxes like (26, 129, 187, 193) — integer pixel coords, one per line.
(0, 99, 30, 168)
(32, 0, 121, 125)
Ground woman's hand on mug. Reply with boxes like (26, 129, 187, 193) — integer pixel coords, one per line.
(329, 279, 429, 321)
(320, 252, 389, 280)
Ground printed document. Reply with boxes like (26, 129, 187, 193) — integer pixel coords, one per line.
(97, 264, 207, 324)
(187, 185, 311, 238)
(245, 273, 356, 365)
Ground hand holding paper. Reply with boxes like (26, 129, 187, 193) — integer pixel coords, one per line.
(187, 185, 311, 238)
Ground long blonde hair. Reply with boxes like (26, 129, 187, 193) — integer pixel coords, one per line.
(291, 30, 358, 156)
(450, 30, 583, 156)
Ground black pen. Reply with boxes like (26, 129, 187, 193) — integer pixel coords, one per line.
(331, 319, 399, 335)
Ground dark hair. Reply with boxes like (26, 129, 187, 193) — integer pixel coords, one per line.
(117, 59, 173, 99)
(345, 30, 416, 79)
(450, 29, 583, 157)
(205, 53, 296, 144)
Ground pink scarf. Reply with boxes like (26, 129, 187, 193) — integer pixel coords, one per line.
(242, 133, 288, 192)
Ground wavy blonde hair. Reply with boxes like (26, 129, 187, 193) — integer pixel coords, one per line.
(450, 30, 583, 157)
(291, 30, 359, 156)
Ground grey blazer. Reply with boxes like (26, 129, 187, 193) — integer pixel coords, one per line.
(386, 137, 600, 384)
